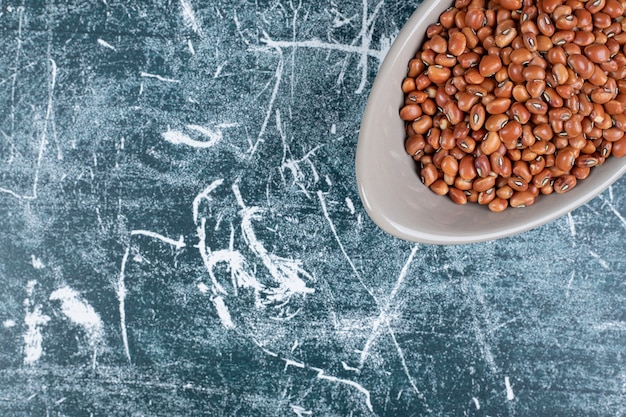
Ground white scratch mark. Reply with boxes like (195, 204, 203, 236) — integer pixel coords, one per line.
(599, 194, 626, 232)
(566, 213, 576, 239)
(31, 255, 44, 269)
(193, 179, 224, 223)
(117, 247, 131, 363)
(588, 250, 610, 269)
(325, 175, 333, 187)
(566, 270, 575, 299)
(3, 319, 16, 328)
(49, 286, 104, 348)
(180, 0, 203, 36)
(23, 281, 51, 365)
(0, 59, 56, 200)
(197, 282, 210, 293)
(162, 124, 237, 149)
(313, 367, 373, 412)
(594, 321, 626, 331)
(345, 197, 355, 215)
(140, 72, 180, 83)
(130, 230, 186, 250)
(283, 358, 306, 371)
(212, 296, 235, 329)
(505, 376, 515, 401)
(250, 38, 283, 157)
(259, 36, 386, 61)
(233, 183, 315, 304)
(97, 38, 116, 51)
(342, 361, 360, 373)
(187, 39, 195, 55)
(359, 246, 418, 368)
(472, 397, 481, 410)
(291, 339, 299, 352)
(331, 123, 337, 134)
(387, 319, 431, 412)
(290, 405, 313, 416)
(317, 190, 375, 299)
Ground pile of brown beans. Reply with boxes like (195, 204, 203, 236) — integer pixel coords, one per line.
(401, 0, 626, 212)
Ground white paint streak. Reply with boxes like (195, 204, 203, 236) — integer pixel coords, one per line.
(317, 190, 377, 302)
(599, 194, 626, 231)
(283, 358, 306, 370)
(342, 361, 360, 373)
(97, 38, 116, 50)
(589, 250, 610, 269)
(117, 247, 131, 363)
(197, 282, 210, 293)
(505, 376, 515, 401)
(566, 213, 576, 239)
(140, 72, 180, 83)
(0, 59, 56, 200)
(472, 397, 481, 410)
(50, 286, 104, 364)
(161, 129, 220, 149)
(359, 246, 418, 368)
(192, 179, 224, 223)
(290, 405, 313, 416)
(345, 197, 355, 215)
(212, 296, 235, 328)
(3, 319, 16, 328)
(250, 39, 284, 157)
(260, 36, 385, 61)
(180, 0, 203, 36)
(31, 255, 44, 269)
(233, 183, 315, 305)
(313, 367, 373, 412)
(594, 321, 626, 331)
(387, 320, 431, 411)
(130, 230, 186, 250)
(23, 281, 51, 365)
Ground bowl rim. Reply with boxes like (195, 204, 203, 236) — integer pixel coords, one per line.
(355, 1, 626, 244)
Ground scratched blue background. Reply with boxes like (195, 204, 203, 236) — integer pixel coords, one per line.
(1, 1, 625, 416)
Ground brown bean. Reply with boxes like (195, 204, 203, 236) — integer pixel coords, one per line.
(479, 55, 503, 77)
(567, 54, 595, 78)
(525, 99, 548, 114)
(448, 187, 468, 204)
(584, 44, 611, 63)
(497, 185, 515, 200)
(474, 154, 491, 178)
(481, 131, 502, 155)
(405, 135, 426, 156)
(553, 174, 577, 193)
(400, 104, 422, 121)
(556, 147, 577, 171)
(510, 190, 536, 207)
(441, 155, 460, 177)
(486, 98, 512, 114)
(488, 197, 509, 212)
(603, 127, 625, 142)
(430, 179, 450, 195)
(421, 163, 439, 187)
(611, 136, 626, 157)
(473, 176, 496, 192)
(478, 188, 496, 205)
(449, 32, 467, 56)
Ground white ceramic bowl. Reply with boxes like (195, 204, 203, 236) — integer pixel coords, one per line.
(355, 0, 626, 244)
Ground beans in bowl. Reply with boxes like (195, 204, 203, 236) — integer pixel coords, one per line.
(401, 0, 626, 212)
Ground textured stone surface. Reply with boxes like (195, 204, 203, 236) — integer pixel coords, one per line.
(0, 1, 625, 416)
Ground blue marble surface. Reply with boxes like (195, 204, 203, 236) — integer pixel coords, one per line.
(0, 1, 625, 416)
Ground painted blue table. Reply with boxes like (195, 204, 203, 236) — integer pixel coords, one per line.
(1, 1, 625, 415)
